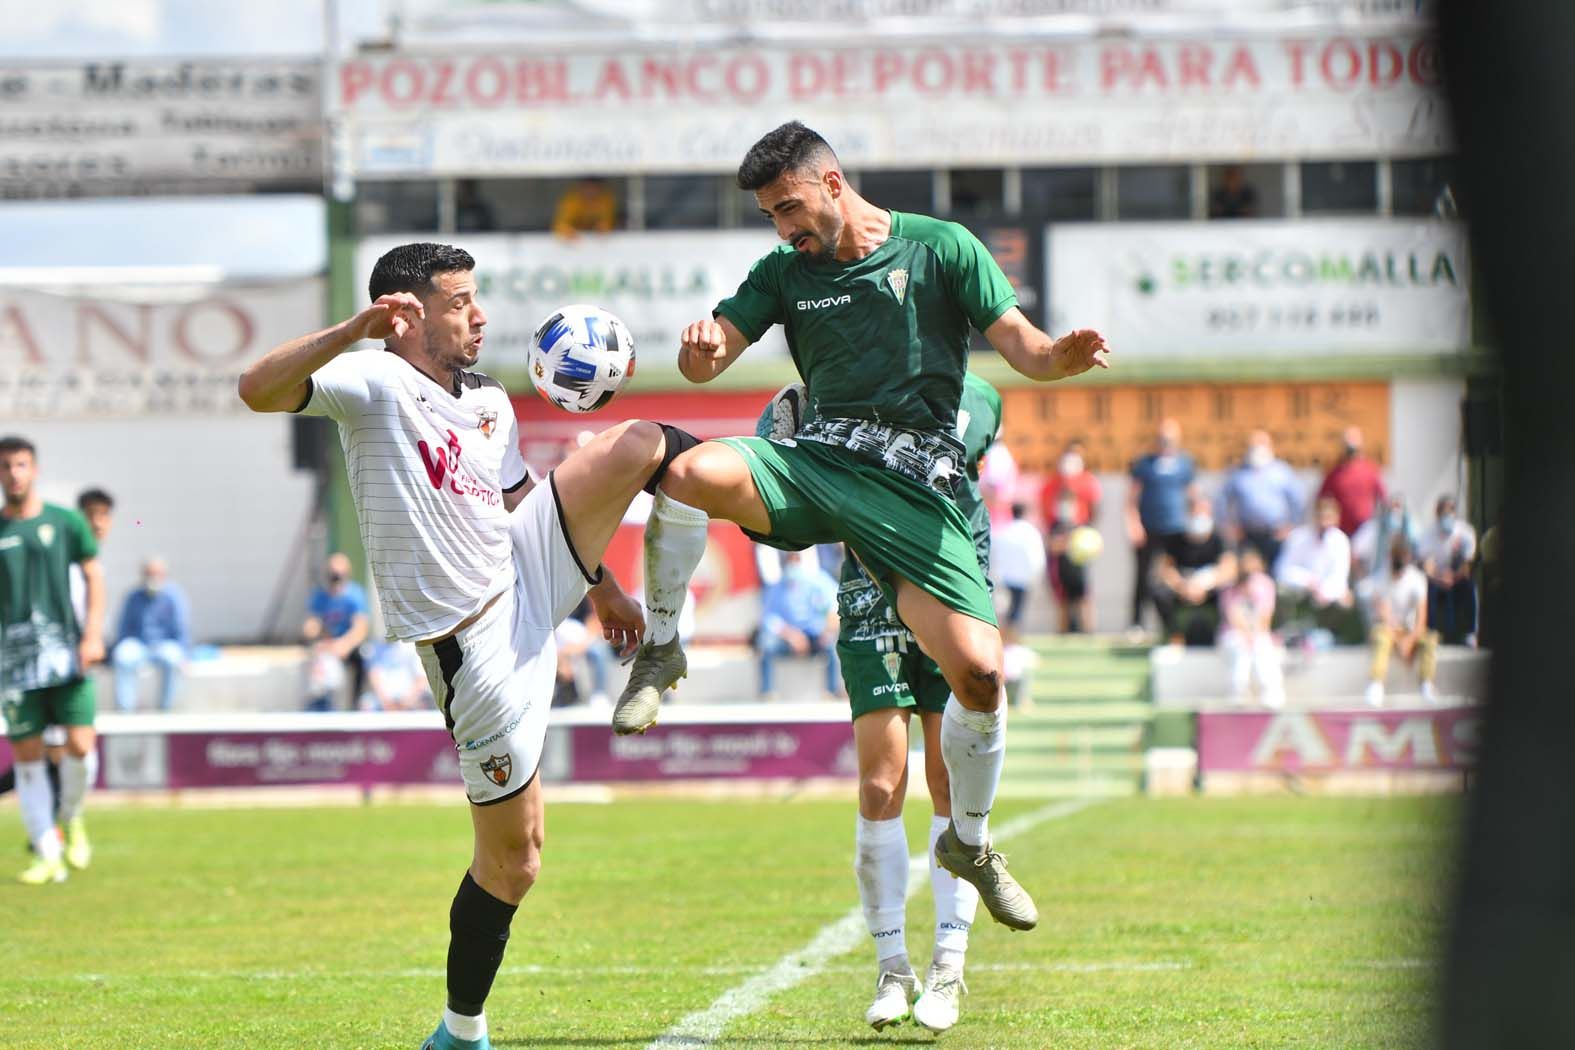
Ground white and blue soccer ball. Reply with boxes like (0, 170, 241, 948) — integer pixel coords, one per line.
(527, 304, 635, 413)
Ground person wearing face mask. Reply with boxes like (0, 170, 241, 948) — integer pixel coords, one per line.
(1041, 440, 1102, 634)
(303, 551, 371, 712)
(1417, 495, 1479, 645)
(1217, 430, 1306, 570)
(1126, 419, 1196, 634)
(1317, 426, 1387, 536)
(1366, 535, 1440, 706)
(1273, 496, 1358, 640)
(110, 556, 190, 713)
(1351, 494, 1420, 619)
(755, 549, 841, 699)
(1151, 495, 1233, 646)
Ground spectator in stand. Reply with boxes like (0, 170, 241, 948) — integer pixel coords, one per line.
(360, 641, 432, 712)
(1152, 495, 1233, 647)
(1041, 439, 1101, 634)
(454, 179, 497, 233)
(1218, 430, 1305, 569)
(1274, 496, 1356, 636)
(1318, 426, 1387, 536)
(990, 502, 1046, 642)
(110, 556, 190, 712)
(552, 176, 617, 239)
(978, 441, 1020, 527)
(1218, 545, 1284, 708)
(1366, 535, 1440, 707)
(75, 489, 114, 544)
(1418, 494, 1478, 645)
(303, 552, 370, 712)
(756, 549, 840, 699)
(1039, 438, 1100, 530)
(1351, 493, 1420, 619)
(1210, 164, 1258, 219)
(1126, 419, 1196, 633)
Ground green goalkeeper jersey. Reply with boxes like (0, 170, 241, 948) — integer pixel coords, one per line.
(0, 504, 96, 691)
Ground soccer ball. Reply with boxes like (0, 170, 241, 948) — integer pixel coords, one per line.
(1067, 525, 1104, 566)
(528, 304, 635, 413)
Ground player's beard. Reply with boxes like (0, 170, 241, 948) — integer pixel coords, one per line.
(804, 213, 843, 265)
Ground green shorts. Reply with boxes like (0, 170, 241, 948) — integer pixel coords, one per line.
(719, 436, 996, 628)
(838, 637, 951, 721)
(3, 678, 96, 741)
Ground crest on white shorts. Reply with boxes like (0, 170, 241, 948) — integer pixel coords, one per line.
(481, 753, 513, 787)
(885, 268, 909, 305)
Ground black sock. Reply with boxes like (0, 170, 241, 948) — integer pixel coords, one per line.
(446, 871, 519, 1016)
(0, 764, 14, 797)
(46, 757, 61, 821)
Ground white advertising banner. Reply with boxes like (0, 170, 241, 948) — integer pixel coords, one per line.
(355, 231, 789, 375)
(0, 60, 322, 197)
(1046, 219, 1471, 357)
(337, 32, 1448, 176)
(0, 279, 324, 418)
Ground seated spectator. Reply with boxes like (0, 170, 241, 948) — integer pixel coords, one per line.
(1152, 497, 1234, 647)
(111, 556, 190, 712)
(1218, 546, 1284, 708)
(990, 502, 1046, 642)
(1274, 496, 1356, 638)
(1418, 494, 1478, 645)
(552, 176, 617, 239)
(1218, 430, 1305, 569)
(360, 642, 432, 712)
(1318, 426, 1386, 536)
(1366, 536, 1440, 706)
(303, 552, 370, 712)
(1351, 493, 1420, 618)
(1210, 164, 1258, 218)
(756, 550, 840, 699)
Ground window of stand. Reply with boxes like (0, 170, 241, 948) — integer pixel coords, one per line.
(1392, 157, 1461, 217)
(850, 169, 934, 214)
(948, 169, 1006, 220)
(1020, 167, 1098, 222)
(1116, 165, 1191, 220)
(644, 174, 723, 230)
(355, 180, 439, 235)
(1301, 161, 1378, 214)
(1205, 163, 1285, 219)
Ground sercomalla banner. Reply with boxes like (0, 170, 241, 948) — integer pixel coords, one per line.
(355, 231, 789, 375)
(336, 32, 1448, 175)
(1047, 218, 1471, 357)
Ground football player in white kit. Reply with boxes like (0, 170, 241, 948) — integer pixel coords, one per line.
(239, 243, 696, 1050)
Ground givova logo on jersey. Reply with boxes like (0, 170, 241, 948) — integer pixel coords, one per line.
(795, 294, 851, 311)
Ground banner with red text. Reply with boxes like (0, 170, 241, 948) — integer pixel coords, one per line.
(0, 278, 323, 418)
(336, 33, 1448, 177)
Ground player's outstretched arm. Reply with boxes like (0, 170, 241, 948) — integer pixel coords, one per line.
(237, 293, 424, 412)
(677, 315, 752, 384)
(984, 307, 1110, 382)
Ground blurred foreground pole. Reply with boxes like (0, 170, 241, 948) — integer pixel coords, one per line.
(1438, 3, 1575, 1048)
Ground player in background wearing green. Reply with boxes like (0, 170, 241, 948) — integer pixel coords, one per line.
(0, 436, 106, 884)
(615, 122, 1108, 932)
(758, 372, 1002, 1033)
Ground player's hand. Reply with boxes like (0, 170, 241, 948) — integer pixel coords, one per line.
(79, 634, 105, 668)
(591, 588, 645, 660)
(1051, 329, 1110, 378)
(679, 319, 727, 359)
(356, 293, 425, 342)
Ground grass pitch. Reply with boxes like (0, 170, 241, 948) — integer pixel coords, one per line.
(1, 795, 1453, 1049)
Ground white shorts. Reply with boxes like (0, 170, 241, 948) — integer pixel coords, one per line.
(418, 476, 597, 805)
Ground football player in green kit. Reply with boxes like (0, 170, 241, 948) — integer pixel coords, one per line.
(614, 121, 1108, 934)
(758, 372, 1002, 1033)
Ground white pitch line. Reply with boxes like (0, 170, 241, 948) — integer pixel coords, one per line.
(647, 797, 1100, 1050)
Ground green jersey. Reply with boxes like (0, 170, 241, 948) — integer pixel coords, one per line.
(0, 504, 96, 691)
(717, 211, 1017, 440)
(837, 372, 1003, 643)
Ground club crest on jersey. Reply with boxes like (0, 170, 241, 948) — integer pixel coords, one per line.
(882, 651, 902, 682)
(476, 408, 498, 438)
(36, 524, 54, 547)
(480, 753, 512, 787)
(885, 268, 909, 305)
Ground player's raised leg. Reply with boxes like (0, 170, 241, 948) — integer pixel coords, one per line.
(912, 708, 978, 1032)
(894, 579, 1037, 931)
(852, 706, 920, 1030)
(612, 440, 771, 734)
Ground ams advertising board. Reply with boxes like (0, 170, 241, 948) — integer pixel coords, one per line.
(355, 230, 789, 375)
(0, 60, 322, 197)
(1046, 218, 1471, 359)
(337, 32, 1447, 177)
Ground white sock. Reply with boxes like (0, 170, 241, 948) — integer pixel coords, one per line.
(643, 491, 709, 645)
(854, 815, 910, 967)
(16, 761, 62, 862)
(58, 750, 97, 824)
(442, 1006, 487, 1042)
(929, 814, 978, 961)
(941, 696, 1006, 847)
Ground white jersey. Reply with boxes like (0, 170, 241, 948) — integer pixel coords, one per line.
(299, 349, 529, 642)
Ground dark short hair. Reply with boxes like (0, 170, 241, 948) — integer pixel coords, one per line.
(737, 121, 838, 191)
(0, 435, 35, 458)
(77, 488, 114, 512)
(368, 242, 476, 302)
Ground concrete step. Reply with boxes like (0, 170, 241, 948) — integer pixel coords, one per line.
(1009, 722, 1146, 752)
(1008, 700, 1153, 723)
(997, 775, 1144, 799)
(1025, 677, 1149, 702)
